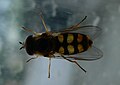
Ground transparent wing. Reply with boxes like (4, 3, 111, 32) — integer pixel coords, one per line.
(54, 46, 103, 61)
(58, 25, 102, 40)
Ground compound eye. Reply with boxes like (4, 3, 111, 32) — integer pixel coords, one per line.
(25, 35, 34, 55)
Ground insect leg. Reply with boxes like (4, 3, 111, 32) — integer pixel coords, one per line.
(21, 26, 37, 35)
(70, 16, 87, 28)
(61, 55, 86, 73)
(26, 55, 39, 63)
(39, 13, 49, 32)
(48, 58, 51, 78)
(61, 16, 87, 32)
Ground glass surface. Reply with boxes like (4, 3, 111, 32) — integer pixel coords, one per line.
(0, 0, 120, 85)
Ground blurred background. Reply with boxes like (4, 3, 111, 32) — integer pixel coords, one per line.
(0, 0, 120, 85)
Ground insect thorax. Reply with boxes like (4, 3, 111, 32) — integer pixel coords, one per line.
(33, 33, 56, 56)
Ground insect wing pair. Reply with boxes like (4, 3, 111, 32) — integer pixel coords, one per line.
(53, 25, 103, 60)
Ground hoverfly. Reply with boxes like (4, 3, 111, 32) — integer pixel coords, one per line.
(19, 13, 103, 78)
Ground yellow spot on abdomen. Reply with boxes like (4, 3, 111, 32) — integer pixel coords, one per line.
(67, 34, 74, 43)
(77, 34, 83, 42)
(58, 34, 64, 43)
(78, 44, 84, 52)
(59, 46, 64, 54)
(67, 45, 74, 54)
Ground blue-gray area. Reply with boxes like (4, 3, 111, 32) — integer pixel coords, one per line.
(0, 0, 120, 85)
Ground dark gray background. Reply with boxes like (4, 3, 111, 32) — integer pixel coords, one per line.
(0, 0, 120, 85)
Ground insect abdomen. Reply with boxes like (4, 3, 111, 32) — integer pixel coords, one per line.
(55, 33, 93, 55)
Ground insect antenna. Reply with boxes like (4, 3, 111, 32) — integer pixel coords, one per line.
(19, 41, 25, 50)
(19, 41, 23, 45)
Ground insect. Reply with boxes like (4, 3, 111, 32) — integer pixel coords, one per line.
(19, 13, 103, 78)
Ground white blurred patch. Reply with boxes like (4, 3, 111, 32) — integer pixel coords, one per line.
(23, 0, 36, 12)
(93, 16, 100, 26)
(5, 55, 24, 75)
(0, 64, 4, 76)
(7, 25, 19, 44)
(0, 37, 3, 52)
(51, 0, 58, 17)
(118, 5, 120, 13)
(0, 0, 11, 12)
